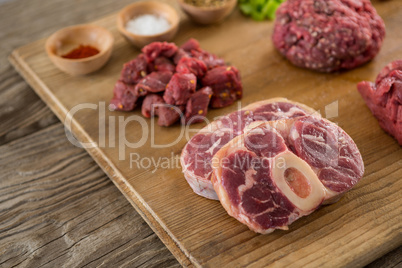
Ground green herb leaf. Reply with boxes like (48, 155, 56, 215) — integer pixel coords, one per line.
(240, 3, 254, 15)
(263, 1, 280, 19)
(251, 10, 265, 21)
(239, 0, 285, 21)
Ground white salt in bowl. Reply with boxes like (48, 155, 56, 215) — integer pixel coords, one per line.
(117, 1, 180, 48)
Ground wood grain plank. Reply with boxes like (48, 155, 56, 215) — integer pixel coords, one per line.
(0, 0, 182, 266)
(0, 66, 58, 146)
(366, 247, 402, 268)
(8, 49, 193, 268)
(0, 124, 180, 268)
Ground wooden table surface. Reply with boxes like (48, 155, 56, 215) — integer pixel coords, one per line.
(0, 0, 400, 267)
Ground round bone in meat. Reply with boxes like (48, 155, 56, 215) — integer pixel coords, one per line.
(271, 151, 326, 212)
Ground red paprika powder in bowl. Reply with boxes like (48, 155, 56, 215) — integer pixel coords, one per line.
(61, 45, 100, 59)
(46, 24, 114, 75)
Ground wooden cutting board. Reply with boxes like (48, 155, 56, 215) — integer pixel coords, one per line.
(9, 1, 402, 267)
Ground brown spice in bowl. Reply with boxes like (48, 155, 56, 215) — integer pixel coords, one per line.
(184, 0, 228, 7)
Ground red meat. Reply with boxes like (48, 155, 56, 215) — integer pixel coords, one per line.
(134, 71, 173, 96)
(184, 87, 213, 124)
(376, 60, 402, 84)
(357, 60, 402, 145)
(176, 57, 207, 79)
(180, 38, 200, 52)
(288, 117, 364, 193)
(173, 49, 190, 65)
(164, 73, 197, 106)
(202, 66, 242, 108)
(142, 94, 184, 127)
(272, 0, 386, 72)
(180, 98, 317, 200)
(141, 94, 165, 118)
(211, 117, 364, 233)
(191, 49, 225, 70)
(111, 39, 244, 127)
(158, 105, 185, 127)
(142, 41, 178, 62)
(110, 81, 138, 111)
(119, 54, 148, 84)
(148, 57, 176, 73)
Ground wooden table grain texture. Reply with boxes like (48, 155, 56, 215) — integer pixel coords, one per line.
(0, 0, 400, 267)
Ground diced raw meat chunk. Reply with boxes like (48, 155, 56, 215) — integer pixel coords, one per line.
(135, 71, 173, 96)
(164, 73, 197, 105)
(180, 38, 200, 52)
(184, 87, 213, 124)
(357, 60, 402, 145)
(149, 57, 176, 73)
(211, 117, 364, 233)
(142, 41, 178, 62)
(180, 98, 318, 200)
(158, 105, 184, 127)
(119, 54, 148, 84)
(142, 94, 164, 118)
(173, 48, 190, 65)
(202, 66, 242, 108)
(142, 95, 184, 126)
(110, 81, 138, 111)
(176, 57, 207, 79)
(191, 49, 225, 69)
(111, 39, 244, 127)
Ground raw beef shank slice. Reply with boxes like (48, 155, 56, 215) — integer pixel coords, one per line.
(211, 117, 364, 233)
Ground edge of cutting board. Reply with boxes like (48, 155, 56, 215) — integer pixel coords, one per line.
(8, 48, 195, 268)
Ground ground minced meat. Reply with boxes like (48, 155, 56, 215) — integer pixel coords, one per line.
(272, 0, 386, 72)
